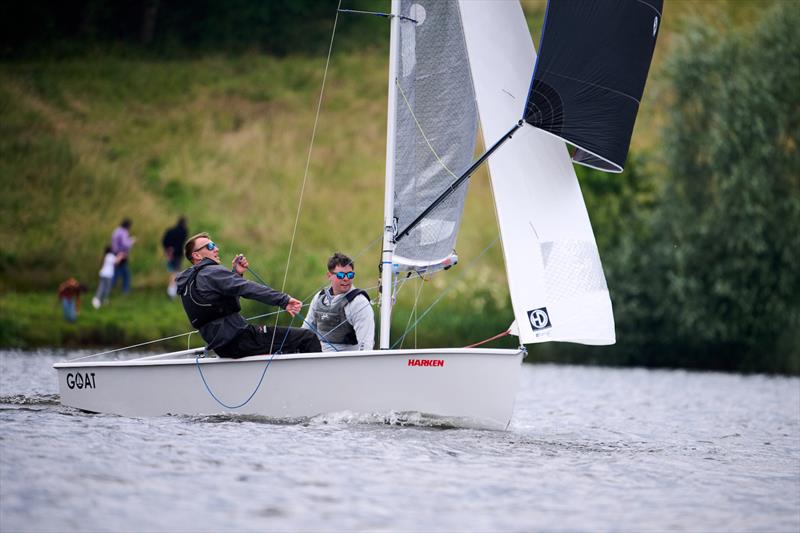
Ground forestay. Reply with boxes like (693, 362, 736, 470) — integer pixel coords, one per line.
(391, 0, 477, 271)
(460, 0, 615, 345)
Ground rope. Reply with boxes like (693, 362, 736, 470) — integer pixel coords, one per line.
(337, 8, 418, 24)
(190, 0, 349, 408)
(271, 0, 343, 350)
(195, 352, 276, 409)
(395, 78, 459, 181)
(464, 329, 510, 348)
(67, 331, 201, 362)
(195, 311, 301, 409)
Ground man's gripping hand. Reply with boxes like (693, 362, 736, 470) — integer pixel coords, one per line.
(285, 297, 302, 317)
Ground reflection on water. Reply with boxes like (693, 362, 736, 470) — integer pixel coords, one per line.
(1, 350, 799, 532)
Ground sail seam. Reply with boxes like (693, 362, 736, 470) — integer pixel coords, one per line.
(537, 69, 642, 105)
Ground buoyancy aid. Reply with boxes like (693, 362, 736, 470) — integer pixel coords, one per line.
(313, 288, 369, 345)
(180, 263, 241, 328)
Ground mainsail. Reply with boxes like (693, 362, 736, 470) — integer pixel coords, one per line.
(391, 0, 477, 270)
(524, 0, 663, 172)
(460, 0, 616, 345)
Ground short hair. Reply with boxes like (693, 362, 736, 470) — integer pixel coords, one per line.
(185, 232, 210, 262)
(327, 252, 354, 272)
(121, 218, 132, 229)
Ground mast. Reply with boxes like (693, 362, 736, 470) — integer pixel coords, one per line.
(379, 0, 401, 349)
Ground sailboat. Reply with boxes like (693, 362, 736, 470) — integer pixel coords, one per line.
(54, 0, 661, 429)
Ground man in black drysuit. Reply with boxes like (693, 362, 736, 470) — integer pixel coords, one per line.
(176, 232, 321, 358)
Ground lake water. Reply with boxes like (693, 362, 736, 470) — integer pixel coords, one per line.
(1, 350, 798, 532)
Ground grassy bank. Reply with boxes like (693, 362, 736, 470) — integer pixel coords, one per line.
(0, 290, 192, 351)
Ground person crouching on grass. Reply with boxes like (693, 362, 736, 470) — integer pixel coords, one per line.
(176, 232, 321, 357)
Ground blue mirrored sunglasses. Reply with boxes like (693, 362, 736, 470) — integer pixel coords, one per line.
(334, 271, 355, 280)
(193, 241, 217, 253)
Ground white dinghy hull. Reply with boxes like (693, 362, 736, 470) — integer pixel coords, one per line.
(54, 348, 524, 430)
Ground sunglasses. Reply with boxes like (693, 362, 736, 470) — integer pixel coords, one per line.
(333, 271, 355, 280)
(193, 241, 217, 253)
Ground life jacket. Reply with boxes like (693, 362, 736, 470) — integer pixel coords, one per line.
(313, 288, 369, 345)
(180, 263, 241, 328)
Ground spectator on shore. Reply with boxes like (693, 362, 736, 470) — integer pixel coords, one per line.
(161, 216, 188, 299)
(110, 218, 135, 294)
(92, 246, 119, 309)
(58, 278, 87, 322)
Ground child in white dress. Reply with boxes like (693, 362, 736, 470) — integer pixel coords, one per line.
(92, 246, 117, 309)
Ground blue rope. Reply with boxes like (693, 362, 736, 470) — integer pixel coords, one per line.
(194, 264, 300, 409)
(194, 313, 299, 409)
(195, 350, 276, 409)
(196, 257, 381, 408)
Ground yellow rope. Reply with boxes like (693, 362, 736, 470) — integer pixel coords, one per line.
(395, 78, 459, 180)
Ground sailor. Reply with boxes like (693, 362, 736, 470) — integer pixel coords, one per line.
(176, 232, 321, 358)
(303, 252, 375, 352)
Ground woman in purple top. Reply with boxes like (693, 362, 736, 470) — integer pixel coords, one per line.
(110, 218, 136, 293)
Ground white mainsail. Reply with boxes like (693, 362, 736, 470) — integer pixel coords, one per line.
(459, 0, 615, 345)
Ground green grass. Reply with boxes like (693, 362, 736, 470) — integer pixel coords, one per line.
(0, 290, 194, 351)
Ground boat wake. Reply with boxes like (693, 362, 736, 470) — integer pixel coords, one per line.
(0, 394, 60, 407)
(178, 410, 469, 430)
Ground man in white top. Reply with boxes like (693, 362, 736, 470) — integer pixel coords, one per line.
(303, 252, 375, 352)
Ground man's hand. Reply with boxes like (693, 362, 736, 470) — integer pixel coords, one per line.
(232, 254, 249, 275)
(285, 297, 302, 317)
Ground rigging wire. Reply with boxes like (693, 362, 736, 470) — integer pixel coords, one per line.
(391, 235, 500, 350)
(271, 0, 343, 350)
(398, 274, 425, 350)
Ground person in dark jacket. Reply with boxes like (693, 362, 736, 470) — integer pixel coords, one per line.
(175, 232, 321, 358)
(162, 216, 188, 299)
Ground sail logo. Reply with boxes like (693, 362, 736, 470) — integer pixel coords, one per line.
(527, 308, 552, 330)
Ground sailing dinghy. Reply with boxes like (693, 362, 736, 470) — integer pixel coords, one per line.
(54, 0, 661, 430)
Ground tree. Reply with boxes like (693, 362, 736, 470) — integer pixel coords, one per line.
(645, 1, 800, 372)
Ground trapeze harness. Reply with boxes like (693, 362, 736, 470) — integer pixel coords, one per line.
(312, 288, 369, 345)
(180, 263, 241, 328)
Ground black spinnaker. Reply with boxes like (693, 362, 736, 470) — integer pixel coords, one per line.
(524, 0, 663, 173)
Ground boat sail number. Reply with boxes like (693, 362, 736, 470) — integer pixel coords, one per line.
(527, 308, 552, 331)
